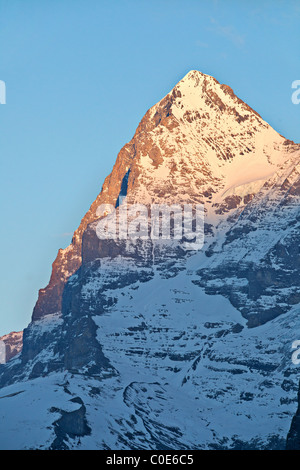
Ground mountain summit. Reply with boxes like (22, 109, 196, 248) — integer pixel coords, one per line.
(32, 70, 295, 323)
(1, 71, 300, 450)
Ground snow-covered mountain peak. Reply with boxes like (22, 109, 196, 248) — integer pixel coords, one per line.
(1, 71, 300, 450)
(175, 69, 214, 88)
(155, 69, 264, 126)
(29, 71, 299, 324)
(126, 70, 295, 217)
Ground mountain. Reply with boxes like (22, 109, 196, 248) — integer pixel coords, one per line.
(0, 70, 300, 450)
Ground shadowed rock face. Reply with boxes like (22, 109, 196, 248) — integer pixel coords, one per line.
(50, 397, 91, 450)
(1, 70, 300, 449)
(31, 89, 181, 322)
(287, 390, 300, 450)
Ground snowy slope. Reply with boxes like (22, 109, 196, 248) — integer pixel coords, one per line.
(0, 263, 299, 449)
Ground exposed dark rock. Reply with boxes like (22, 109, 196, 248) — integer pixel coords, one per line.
(286, 389, 300, 450)
(50, 397, 91, 450)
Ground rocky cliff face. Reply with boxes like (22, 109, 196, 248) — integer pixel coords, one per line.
(1, 70, 300, 450)
(287, 390, 300, 450)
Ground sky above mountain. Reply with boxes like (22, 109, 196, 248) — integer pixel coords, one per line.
(0, 0, 299, 335)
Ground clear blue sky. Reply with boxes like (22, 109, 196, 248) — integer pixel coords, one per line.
(0, 0, 299, 336)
